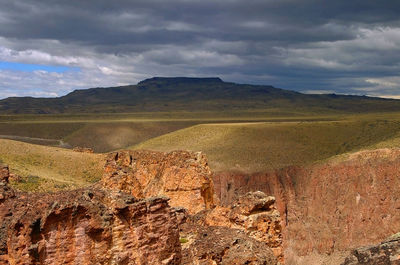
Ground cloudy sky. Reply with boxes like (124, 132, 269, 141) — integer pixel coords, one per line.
(0, 0, 399, 99)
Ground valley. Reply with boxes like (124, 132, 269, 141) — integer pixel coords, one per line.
(1, 79, 400, 264)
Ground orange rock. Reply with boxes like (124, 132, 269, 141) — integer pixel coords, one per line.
(182, 226, 278, 265)
(214, 148, 400, 260)
(0, 182, 182, 264)
(191, 191, 284, 263)
(0, 164, 9, 183)
(102, 150, 216, 214)
(0, 164, 14, 202)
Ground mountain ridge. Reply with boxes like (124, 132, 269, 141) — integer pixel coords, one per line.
(0, 77, 399, 114)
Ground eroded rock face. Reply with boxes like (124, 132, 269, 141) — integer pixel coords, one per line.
(0, 165, 9, 182)
(342, 233, 400, 265)
(0, 164, 14, 202)
(102, 150, 216, 214)
(214, 148, 400, 261)
(189, 191, 283, 263)
(182, 226, 278, 265)
(100, 150, 282, 262)
(1, 150, 284, 265)
(0, 179, 182, 264)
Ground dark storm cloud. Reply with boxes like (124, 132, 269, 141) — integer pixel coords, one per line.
(0, 0, 400, 98)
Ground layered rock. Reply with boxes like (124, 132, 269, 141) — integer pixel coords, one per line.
(0, 175, 182, 264)
(102, 150, 216, 214)
(342, 232, 400, 265)
(213, 148, 400, 262)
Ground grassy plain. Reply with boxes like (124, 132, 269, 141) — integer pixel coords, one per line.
(0, 110, 336, 152)
(3, 111, 400, 191)
(132, 113, 400, 173)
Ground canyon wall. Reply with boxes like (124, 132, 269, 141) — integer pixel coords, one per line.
(1, 151, 283, 265)
(0, 165, 182, 265)
(214, 148, 400, 261)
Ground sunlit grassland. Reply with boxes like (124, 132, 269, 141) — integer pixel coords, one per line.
(3, 111, 400, 192)
(132, 115, 400, 173)
(0, 111, 342, 152)
(0, 139, 105, 192)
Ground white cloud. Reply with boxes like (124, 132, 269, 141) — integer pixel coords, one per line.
(0, 0, 400, 99)
(279, 26, 400, 71)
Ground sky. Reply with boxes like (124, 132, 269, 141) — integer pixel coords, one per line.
(0, 0, 399, 99)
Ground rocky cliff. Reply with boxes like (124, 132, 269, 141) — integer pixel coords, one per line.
(1, 150, 283, 265)
(101, 150, 282, 264)
(214, 148, 400, 262)
(102, 150, 216, 214)
(0, 165, 182, 264)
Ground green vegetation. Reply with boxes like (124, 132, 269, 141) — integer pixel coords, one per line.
(179, 238, 189, 244)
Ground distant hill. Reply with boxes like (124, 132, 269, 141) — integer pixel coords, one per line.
(0, 77, 399, 114)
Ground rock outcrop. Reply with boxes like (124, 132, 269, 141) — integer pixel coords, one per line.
(72, 147, 94, 153)
(0, 164, 14, 202)
(190, 191, 283, 263)
(102, 150, 216, 214)
(342, 232, 400, 265)
(213, 148, 400, 262)
(182, 226, 278, 265)
(0, 168, 182, 264)
(101, 150, 282, 263)
(1, 150, 284, 265)
(0, 165, 9, 182)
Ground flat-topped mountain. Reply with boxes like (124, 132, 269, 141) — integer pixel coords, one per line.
(0, 77, 399, 114)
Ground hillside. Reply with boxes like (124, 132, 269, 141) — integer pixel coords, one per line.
(0, 139, 104, 191)
(1, 77, 400, 114)
(132, 118, 400, 172)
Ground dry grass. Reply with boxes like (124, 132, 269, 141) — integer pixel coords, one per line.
(0, 139, 105, 191)
(0, 112, 338, 152)
(3, 112, 400, 192)
(63, 121, 197, 152)
(132, 118, 400, 173)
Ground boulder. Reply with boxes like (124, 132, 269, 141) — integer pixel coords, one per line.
(182, 226, 278, 265)
(342, 233, 400, 265)
(188, 191, 283, 263)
